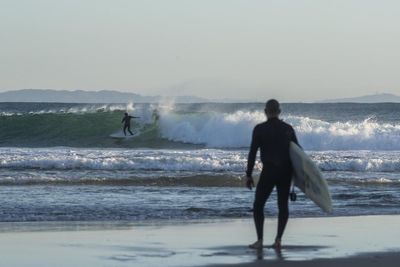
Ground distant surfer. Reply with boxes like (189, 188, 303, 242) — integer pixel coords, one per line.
(152, 109, 160, 123)
(121, 112, 139, 136)
(246, 99, 300, 250)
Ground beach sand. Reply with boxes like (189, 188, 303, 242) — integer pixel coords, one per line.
(0, 215, 399, 267)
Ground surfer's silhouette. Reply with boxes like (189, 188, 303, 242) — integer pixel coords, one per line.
(152, 109, 160, 123)
(246, 99, 299, 250)
(121, 112, 139, 136)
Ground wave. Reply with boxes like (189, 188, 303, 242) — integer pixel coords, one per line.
(0, 174, 244, 186)
(0, 103, 166, 148)
(313, 151, 400, 172)
(289, 116, 400, 151)
(1, 103, 400, 150)
(0, 103, 130, 116)
(0, 148, 250, 172)
(1, 148, 400, 174)
(1, 172, 399, 187)
(159, 110, 400, 150)
(2, 166, 399, 186)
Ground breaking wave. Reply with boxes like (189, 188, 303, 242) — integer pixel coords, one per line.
(1, 148, 399, 174)
(1, 103, 400, 150)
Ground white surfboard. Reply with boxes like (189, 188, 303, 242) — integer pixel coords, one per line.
(109, 131, 139, 139)
(289, 142, 333, 213)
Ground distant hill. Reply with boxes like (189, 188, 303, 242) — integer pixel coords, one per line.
(0, 89, 208, 103)
(321, 93, 400, 103)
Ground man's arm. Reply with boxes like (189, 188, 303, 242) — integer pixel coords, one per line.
(246, 127, 259, 178)
(245, 127, 259, 190)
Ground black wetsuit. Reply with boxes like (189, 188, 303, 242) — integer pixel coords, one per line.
(121, 115, 138, 136)
(246, 117, 299, 241)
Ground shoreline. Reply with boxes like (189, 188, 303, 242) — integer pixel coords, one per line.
(206, 251, 400, 267)
(1, 215, 399, 266)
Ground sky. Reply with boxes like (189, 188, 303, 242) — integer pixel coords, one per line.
(0, 0, 399, 102)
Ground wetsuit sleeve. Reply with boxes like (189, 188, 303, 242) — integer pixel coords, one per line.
(121, 117, 125, 123)
(246, 126, 260, 177)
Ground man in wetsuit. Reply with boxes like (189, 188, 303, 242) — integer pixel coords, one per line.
(246, 99, 299, 250)
(121, 112, 139, 136)
(152, 108, 160, 123)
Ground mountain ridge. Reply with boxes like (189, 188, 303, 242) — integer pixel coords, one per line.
(0, 89, 207, 103)
(320, 93, 400, 103)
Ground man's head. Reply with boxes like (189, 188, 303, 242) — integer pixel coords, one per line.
(124, 112, 128, 116)
(264, 99, 281, 118)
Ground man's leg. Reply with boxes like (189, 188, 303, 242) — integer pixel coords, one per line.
(127, 125, 134, 135)
(275, 174, 292, 243)
(123, 125, 127, 136)
(251, 173, 275, 248)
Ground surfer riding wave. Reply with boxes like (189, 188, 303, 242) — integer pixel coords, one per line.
(121, 112, 140, 136)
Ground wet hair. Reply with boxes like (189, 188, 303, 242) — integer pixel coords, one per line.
(265, 99, 281, 115)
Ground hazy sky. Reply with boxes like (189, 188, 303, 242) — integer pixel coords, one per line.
(1, 0, 399, 101)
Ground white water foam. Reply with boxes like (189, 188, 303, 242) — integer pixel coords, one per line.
(158, 110, 400, 150)
(0, 148, 251, 172)
(159, 110, 263, 148)
(288, 116, 400, 151)
(1, 148, 399, 173)
(0, 104, 129, 116)
(312, 151, 400, 172)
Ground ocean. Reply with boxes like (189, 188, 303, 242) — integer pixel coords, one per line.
(0, 102, 399, 222)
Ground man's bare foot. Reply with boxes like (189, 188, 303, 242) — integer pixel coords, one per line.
(249, 240, 263, 249)
(271, 239, 281, 250)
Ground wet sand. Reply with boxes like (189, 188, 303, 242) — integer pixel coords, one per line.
(0, 215, 399, 267)
(207, 252, 400, 267)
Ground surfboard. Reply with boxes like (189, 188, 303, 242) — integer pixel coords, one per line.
(289, 142, 333, 213)
(109, 131, 139, 139)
